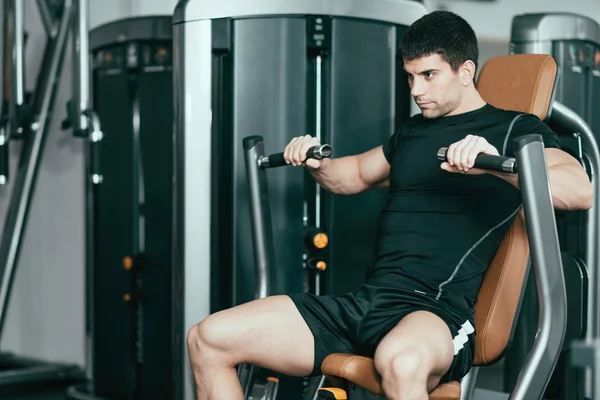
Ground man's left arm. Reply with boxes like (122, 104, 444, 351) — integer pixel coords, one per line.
(441, 135, 593, 211)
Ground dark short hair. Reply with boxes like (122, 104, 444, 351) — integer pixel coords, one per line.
(399, 10, 479, 73)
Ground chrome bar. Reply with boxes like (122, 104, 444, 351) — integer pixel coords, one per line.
(35, 0, 56, 37)
(460, 367, 480, 400)
(72, 0, 96, 386)
(72, 0, 90, 134)
(8, 0, 25, 137)
(243, 136, 276, 300)
(315, 54, 322, 229)
(0, 0, 5, 120)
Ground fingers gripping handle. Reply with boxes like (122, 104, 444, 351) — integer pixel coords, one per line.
(437, 147, 518, 173)
(260, 144, 332, 168)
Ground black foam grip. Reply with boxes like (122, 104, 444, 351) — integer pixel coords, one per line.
(267, 145, 332, 168)
(267, 152, 287, 168)
(438, 147, 517, 173)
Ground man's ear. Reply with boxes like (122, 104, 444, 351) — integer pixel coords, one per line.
(460, 61, 477, 86)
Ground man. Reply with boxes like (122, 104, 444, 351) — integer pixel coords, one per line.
(187, 10, 593, 400)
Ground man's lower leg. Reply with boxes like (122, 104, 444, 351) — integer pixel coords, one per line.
(192, 361, 244, 400)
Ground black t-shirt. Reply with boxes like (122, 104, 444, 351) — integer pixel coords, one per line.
(366, 103, 561, 312)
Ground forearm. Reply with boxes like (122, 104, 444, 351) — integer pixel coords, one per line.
(489, 164, 593, 210)
(310, 156, 368, 195)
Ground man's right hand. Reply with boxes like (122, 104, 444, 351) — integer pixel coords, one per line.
(283, 134, 323, 170)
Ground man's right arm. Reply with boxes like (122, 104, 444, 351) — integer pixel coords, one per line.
(283, 135, 391, 195)
(309, 146, 391, 195)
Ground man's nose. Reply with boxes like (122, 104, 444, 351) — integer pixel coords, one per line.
(410, 78, 425, 98)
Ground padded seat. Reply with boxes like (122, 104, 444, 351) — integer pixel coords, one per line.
(317, 53, 559, 400)
(320, 354, 461, 399)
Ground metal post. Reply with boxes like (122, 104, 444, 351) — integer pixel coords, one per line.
(72, 0, 93, 385)
(35, 0, 57, 38)
(460, 367, 480, 400)
(0, 0, 7, 185)
(72, 0, 89, 135)
(8, 0, 25, 138)
(551, 101, 600, 339)
(243, 135, 276, 299)
(551, 100, 600, 398)
(509, 134, 567, 400)
(0, 0, 73, 338)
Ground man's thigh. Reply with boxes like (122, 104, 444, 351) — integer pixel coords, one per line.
(373, 310, 470, 391)
(192, 295, 316, 376)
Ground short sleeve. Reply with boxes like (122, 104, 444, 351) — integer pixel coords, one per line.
(382, 128, 401, 164)
(503, 114, 562, 157)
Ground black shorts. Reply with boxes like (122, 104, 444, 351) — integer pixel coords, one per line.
(287, 283, 475, 384)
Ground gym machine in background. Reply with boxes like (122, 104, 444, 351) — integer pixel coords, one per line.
(65, 15, 174, 400)
(0, 0, 100, 393)
(172, 0, 426, 398)
(507, 12, 600, 400)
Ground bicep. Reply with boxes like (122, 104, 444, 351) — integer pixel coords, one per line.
(357, 145, 392, 189)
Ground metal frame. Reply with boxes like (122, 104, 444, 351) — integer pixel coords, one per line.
(172, 16, 213, 400)
(552, 100, 600, 399)
(35, 0, 58, 37)
(570, 338, 600, 400)
(0, 0, 72, 340)
(453, 135, 569, 400)
(8, 0, 25, 139)
(454, 135, 562, 400)
(508, 135, 567, 400)
(243, 137, 277, 300)
(175, 0, 428, 27)
(0, 0, 6, 185)
(0, 0, 101, 391)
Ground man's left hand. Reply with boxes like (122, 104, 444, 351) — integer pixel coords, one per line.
(441, 135, 500, 175)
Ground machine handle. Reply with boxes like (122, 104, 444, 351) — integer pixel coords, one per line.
(437, 147, 518, 173)
(259, 144, 332, 168)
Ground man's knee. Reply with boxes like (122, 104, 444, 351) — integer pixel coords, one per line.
(374, 347, 428, 384)
(187, 315, 227, 364)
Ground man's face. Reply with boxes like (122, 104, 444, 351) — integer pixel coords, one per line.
(404, 53, 465, 119)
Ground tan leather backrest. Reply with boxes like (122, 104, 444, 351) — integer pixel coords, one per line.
(473, 54, 558, 365)
(477, 54, 558, 121)
(473, 210, 529, 364)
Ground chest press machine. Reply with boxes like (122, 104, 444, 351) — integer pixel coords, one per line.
(314, 54, 598, 400)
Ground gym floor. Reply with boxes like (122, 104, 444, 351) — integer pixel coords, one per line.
(4, 382, 76, 400)
(2, 363, 505, 399)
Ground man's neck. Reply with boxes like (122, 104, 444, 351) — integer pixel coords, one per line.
(447, 91, 487, 116)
